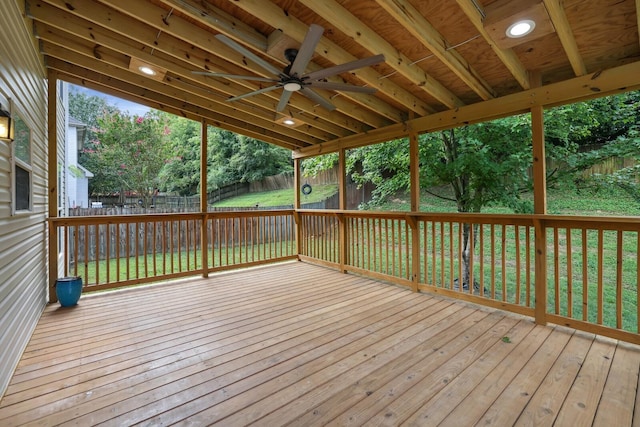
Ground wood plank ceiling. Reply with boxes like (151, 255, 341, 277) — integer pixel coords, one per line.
(24, 0, 640, 157)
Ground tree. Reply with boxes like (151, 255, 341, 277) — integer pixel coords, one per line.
(83, 110, 171, 206)
(68, 89, 117, 158)
(158, 122, 293, 195)
(157, 114, 202, 196)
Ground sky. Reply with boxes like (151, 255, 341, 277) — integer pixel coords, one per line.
(69, 84, 151, 117)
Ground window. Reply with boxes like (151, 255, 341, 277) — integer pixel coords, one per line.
(13, 114, 32, 213)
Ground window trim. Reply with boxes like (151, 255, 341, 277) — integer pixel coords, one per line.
(11, 113, 33, 215)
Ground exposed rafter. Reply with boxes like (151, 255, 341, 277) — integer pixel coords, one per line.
(543, 0, 587, 76)
(376, 0, 496, 101)
(456, 0, 531, 90)
(19, 0, 640, 156)
(300, 0, 464, 109)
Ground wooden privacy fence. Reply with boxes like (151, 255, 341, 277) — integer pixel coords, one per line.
(297, 210, 640, 344)
(50, 210, 296, 293)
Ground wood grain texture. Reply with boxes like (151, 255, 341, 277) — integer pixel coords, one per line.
(1, 262, 639, 425)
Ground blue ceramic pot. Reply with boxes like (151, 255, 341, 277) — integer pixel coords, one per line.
(56, 276, 83, 307)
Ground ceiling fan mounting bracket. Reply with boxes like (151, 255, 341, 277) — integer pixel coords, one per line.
(284, 48, 299, 63)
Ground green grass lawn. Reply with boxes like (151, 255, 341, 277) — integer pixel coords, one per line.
(211, 184, 338, 208)
(375, 185, 639, 216)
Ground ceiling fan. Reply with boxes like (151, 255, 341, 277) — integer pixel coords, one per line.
(194, 24, 385, 112)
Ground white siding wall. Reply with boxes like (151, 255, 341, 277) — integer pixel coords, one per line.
(0, 1, 49, 398)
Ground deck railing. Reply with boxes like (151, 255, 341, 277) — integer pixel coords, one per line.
(49, 208, 640, 343)
(298, 210, 640, 344)
(49, 210, 296, 293)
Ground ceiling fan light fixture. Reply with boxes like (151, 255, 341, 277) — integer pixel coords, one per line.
(283, 81, 302, 92)
(506, 19, 536, 38)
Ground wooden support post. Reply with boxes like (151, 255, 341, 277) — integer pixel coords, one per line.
(200, 119, 209, 278)
(47, 69, 59, 303)
(409, 128, 420, 211)
(338, 149, 348, 272)
(409, 127, 420, 290)
(531, 71, 547, 325)
(293, 158, 302, 259)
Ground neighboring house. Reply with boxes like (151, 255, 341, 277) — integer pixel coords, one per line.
(65, 115, 93, 210)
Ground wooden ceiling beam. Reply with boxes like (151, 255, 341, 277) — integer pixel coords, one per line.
(299, 0, 464, 109)
(636, 0, 640, 48)
(36, 0, 388, 130)
(97, 0, 402, 125)
(293, 60, 640, 158)
(456, 0, 531, 90)
(160, 0, 400, 125)
(40, 41, 317, 148)
(543, 0, 587, 76)
(219, 0, 435, 117)
(28, 7, 354, 140)
(49, 59, 304, 150)
(376, 0, 496, 101)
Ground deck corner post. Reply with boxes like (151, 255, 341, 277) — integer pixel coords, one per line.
(407, 215, 420, 292)
(534, 218, 548, 325)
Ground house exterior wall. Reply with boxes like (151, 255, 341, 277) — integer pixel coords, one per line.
(0, 1, 50, 399)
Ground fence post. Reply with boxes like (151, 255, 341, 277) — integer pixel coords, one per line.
(534, 218, 547, 325)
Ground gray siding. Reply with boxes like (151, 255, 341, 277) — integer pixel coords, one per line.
(0, 1, 49, 398)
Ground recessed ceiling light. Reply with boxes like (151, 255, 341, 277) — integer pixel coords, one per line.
(283, 119, 296, 126)
(138, 66, 157, 76)
(506, 19, 536, 38)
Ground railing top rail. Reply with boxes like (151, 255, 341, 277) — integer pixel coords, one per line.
(296, 209, 640, 228)
(49, 209, 295, 225)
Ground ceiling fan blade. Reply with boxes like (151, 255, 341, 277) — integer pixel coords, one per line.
(227, 85, 281, 102)
(289, 24, 324, 77)
(215, 34, 284, 77)
(303, 54, 385, 81)
(308, 81, 377, 94)
(191, 72, 277, 83)
(276, 90, 293, 112)
(300, 87, 336, 111)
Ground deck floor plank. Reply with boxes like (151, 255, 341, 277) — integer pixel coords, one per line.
(473, 326, 574, 426)
(0, 261, 639, 426)
(592, 341, 640, 426)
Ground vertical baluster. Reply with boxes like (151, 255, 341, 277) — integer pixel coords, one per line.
(525, 225, 531, 306)
(153, 220, 157, 276)
(479, 224, 484, 297)
(94, 224, 99, 285)
(514, 225, 520, 302)
(597, 229, 604, 324)
(490, 224, 495, 299)
(105, 223, 111, 284)
(616, 230, 623, 329)
(144, 221, 149, 277)
(502, 224, 507, 302)
(566, 228, 573, 318)
(449, 222, 454, 289)
(553, 227, 560, 314)
(582, 228, 588, 321)
(439, 222, 445, 287)
(469, 222, 475, 295)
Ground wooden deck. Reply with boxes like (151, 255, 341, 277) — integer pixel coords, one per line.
(1, 261, 639, 426)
